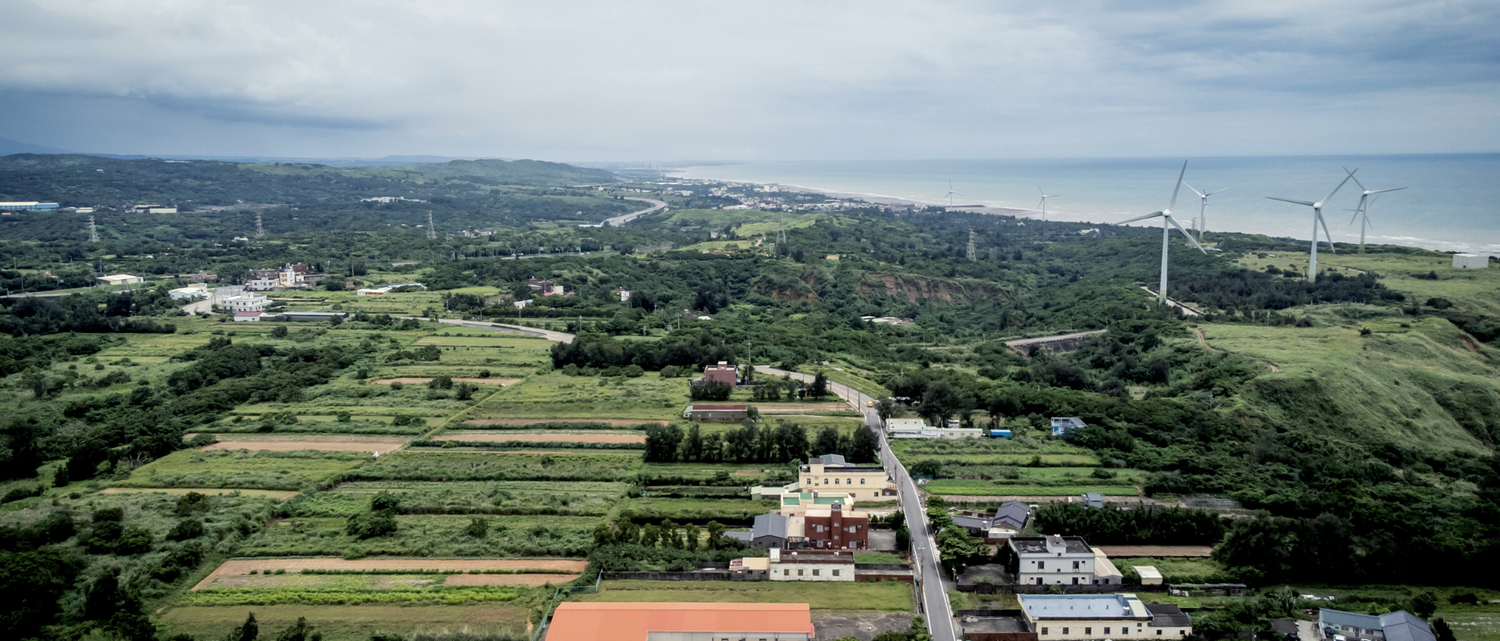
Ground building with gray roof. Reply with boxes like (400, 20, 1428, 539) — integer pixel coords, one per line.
(1318, 609, 1434, 641)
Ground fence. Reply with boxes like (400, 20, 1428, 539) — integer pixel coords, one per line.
(958, 582, 1168, 595)
(601, 571, 735, 581)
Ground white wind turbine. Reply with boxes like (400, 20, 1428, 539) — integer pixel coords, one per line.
(1036, 186, 1058, 221)
(1267, 171, 1354, 283)
(942, 181, 963, 208)
(1117, 161, 1207, 305)
(1184, 183, 1228, 242)
(1343, 167, 1406, 255)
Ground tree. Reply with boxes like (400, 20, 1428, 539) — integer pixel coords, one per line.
(705, 521, 727, 549)
(811, 371, 829, 398)
(1411, 592, 1438, 619)
(1432, 618, 1455, 641)
(270, 325, 288, 338)
(229, 611, 259, 641)
(851, 428, 879, 464)
(273, 616, 319, 641)
(813, 426, 842, 458)
(466, 517, 489, 538)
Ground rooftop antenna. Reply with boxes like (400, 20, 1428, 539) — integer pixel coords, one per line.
(1037, 186, 1059, 221)
(1267, 171, 1355, 282)
(427, 211, 436, 240)
(1116, 160, 1207, 305)
(944, 181, 962, 208)
(966, 228, 977, 262)
(1184, 183, 1228, 243)
(255, 211, 265, 239)
(1342, 167, 1406, 255)
(88, 215, 99, 243)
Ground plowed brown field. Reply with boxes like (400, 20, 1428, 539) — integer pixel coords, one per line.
(203, 436, 409, 452)
(443, 574, 581, 586)
(464, 418, 665, 426)
(194, 558, 586, 590)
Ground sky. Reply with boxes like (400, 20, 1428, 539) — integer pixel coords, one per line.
(0, 0, 1496, 162)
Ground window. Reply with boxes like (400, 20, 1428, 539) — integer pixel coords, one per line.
(832, 570, 840, 576)
(823, 479, 829, 485)
(1042, 629, 1049, 636)
(1038, 561, 1046, 570)
(1106, 628, 1111, 635)
(1086, 628, 1092, 635)
(1157, 631, 1162, 636)
(1072, 577, 1079, 585)
(1062, 628, 1069, 635)
(846, 478, 851, 485)
(1123, 628, 1129, 636)
(1036, 578, 1043, 585)
(860, 478, 866, 484)
(798, 569, 804, 576)
(1179, 632, 1185, 636)
(835, 478, 840, 485)
(783, 569, 789, 576)
(1073, 561, 1081, 569)
(813, 569, 820, 576)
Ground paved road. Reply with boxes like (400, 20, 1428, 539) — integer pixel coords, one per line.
(754, 366, 957, 641)
(181, 298, 212, 315)
(603, 197, 667, 227)
(1138, 286, 1204, 316)
(399, 317, 576, 343)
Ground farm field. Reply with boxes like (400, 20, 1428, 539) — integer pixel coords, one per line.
(196, 558, 586, 590)
(159, 604, 531, 641)
(430, 431, 647, 444)
(286, 481, 624, 517)
(238, 514, 601, 557)
(617, 497, 774, 522)
(201, 435, 412, 452)
(575, 580, 913, 611)
(359, 451, 641, 482)
(1114, 557, 1226, 582)
(97, 487, 301, 500)
(468, 372, 689, 420)
(924, 480, 1140, 497)
(114, 450, 371, 491)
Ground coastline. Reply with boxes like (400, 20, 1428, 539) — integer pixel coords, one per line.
(672, 163, 1500, 258)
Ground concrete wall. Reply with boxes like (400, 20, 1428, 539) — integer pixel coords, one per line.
(769, 562, 855, 581)
(1035, 619, 1152, 640)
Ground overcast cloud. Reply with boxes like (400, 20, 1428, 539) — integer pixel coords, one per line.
(0, 0, 1495, 160)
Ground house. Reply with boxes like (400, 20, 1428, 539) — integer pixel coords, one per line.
(1052, 417, 1087, 437)
(682, 404, 748, 422)
(1082, 492, 1105, 509)
(233, 311, 263, 322)
(545, 602, 814, 641)
(885, 417, 977, 439)
(701, 361, 738, 386)
(168, 283, 210, 300)
(1092, 548, 1123, 585)
(989, 428, 1014, 439)
(97, 274, 143, 286)
(1272, 619, 1301, 641)
(217, 294, 270, 313)
(955, 500, 1032, 541)
(798, 455, 890, 499)
(994, 500, 1031, 534)
(616, 289, 632, 302)
(527, 278, 552, 291)
(1318, 609, 1435, 641)
(1008, 535, 1100, 586)
(766, 548, 856, 581)
(1452, 253, 1489, 269)
(749, 482, 800, 500)
(802, 503, 869, 550)
(1019, 593, 1192, 641)
(1134, 566, 1163, 585)
(733, 512, 790, 549)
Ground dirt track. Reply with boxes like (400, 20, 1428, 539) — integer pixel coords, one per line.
(432, 433, 645, 444)
(204, 436, 409, 452)
(464, 418, 665, 427)
(443, 574, 580, 586)
(194, 558, 587, 590)
(373, 377, 519, 386)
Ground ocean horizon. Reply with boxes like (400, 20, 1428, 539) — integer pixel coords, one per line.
(676, 154, 1500, 258)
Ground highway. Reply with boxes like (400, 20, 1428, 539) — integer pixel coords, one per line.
(754, 366, 957, 641)
(603, 197, 667, 227)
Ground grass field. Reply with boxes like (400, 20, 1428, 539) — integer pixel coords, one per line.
(115, 450, 370, 491)
(575, 579, 913, 611)
(239, 514, 601, 557)
(360, 451, 641, 482)
(1114, 557, 1226, 581)
(159, 604, 530, 641)
(469, 372, 689, 420)
(924, 481, 1139, 497)
(287, 481, 624, 517)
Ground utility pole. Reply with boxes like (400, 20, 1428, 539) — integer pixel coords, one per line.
(88, 216, 99, 243)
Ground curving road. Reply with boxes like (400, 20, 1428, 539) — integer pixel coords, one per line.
(398, 317, 575, 343)
(603, 197, 667, 227)
(754, 366, 956, 641)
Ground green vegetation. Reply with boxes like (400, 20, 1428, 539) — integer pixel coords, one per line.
(577, 579, 913, 610)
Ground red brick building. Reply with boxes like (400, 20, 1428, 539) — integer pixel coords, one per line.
(702, 360, 738, 385)
(802, 503, 869, 550)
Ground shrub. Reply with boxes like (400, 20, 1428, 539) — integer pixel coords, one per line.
(390, 381, 404, 391)
(429, 376, 454, 390)
(466, 517, 490, 538)
(624, 365, 645, 378)
(168, 518, 205, 541)
(346, 510, 398, 539)
(660, 365, 682, 378)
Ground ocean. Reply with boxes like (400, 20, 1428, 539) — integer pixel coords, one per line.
(676, 155, 1500, 257)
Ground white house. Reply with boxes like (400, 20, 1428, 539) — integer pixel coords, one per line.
(1010, 535, 1099, 586)
(218, 294, 270, 313)
(168, 283, 210, 300)
(98, 274, 143, 286)
(1021, 594, 1192, 641)
(233, 311, 263, 322)
(1452, 253, 1489, 269)
(766, 549, 856, 582)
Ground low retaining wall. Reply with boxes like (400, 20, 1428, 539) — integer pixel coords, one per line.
(959, 583, 1166, 594)
(601, 571, 734, 581)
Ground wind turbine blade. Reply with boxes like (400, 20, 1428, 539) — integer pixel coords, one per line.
(1185, 183, 1206, 198)
(1321, 172, 1354, 205)
(1207, 187, 1229, 196)
(1168, 160, 1188, 211)
(1344, 167, 1366, 192)
(1267, 196, 1315, 206)
(1037, 198, 1046, 209)
(1038, 185, 1044, 196)
(1350, 207, 1362, 226)
(1166, 215, 1208, 254)
(1118, 211, 1165, 225)
(1371, 187, 1407, 194)
(1317, 211, 1337, 253)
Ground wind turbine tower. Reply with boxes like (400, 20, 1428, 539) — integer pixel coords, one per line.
(1184, 184, 1228, 242)
(1268, 171, 1354, 283)
(88, 216, 99, 243)
(1117, 161, 1207, 305)
(255, 211, 265, 239)
(944, 182, 962, 208)
(1036, 186, 1058, 221)
(427, 211, 436, 240)
(1342, 167, 1405, 255)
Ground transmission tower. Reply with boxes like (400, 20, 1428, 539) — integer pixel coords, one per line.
(255, 211, 265, 238)
(966, 228, 976, 262)
(88, 215, 99, 243)
(427, 211, 436, 240)
(776, 211, 787, 251)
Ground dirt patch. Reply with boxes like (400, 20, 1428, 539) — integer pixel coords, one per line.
(1193, 327, 1218, 352)
(443, 574, 580, 587)
(1094, 545, 1213, 558)
(814, 612, 916, 641)
(464, 418, 666, 427)
(432, 433, 646, 444)
(204, 437, 409, 452)
(1461, 336, 1481, 353)
(373, 377, 519, 386)
(194, 558, 586, 590)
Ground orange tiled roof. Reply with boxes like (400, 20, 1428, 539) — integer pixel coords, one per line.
(546, 602, 815, 641)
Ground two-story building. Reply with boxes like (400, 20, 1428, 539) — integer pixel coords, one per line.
(1020, 594, 1191, 641)
(1318, 609, 1434, 641)
(798, 454, 890, 500)
(766, 548, 856, 582)
(779, 491, 851, 517)
(1009, 535, 1097, 586)
(701, 361, 738, 386)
